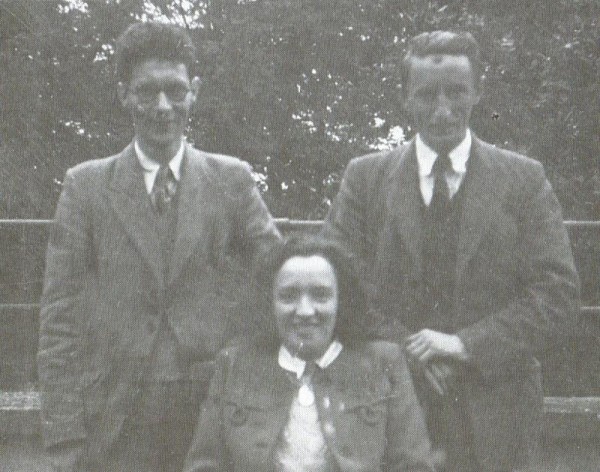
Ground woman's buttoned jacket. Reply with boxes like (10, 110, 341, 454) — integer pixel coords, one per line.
(183, 340, 433, 472)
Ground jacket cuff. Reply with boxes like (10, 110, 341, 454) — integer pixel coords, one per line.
(456, 323, 529, 382)
(40, 391, 87, 448)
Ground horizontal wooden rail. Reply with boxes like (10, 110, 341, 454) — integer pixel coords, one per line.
(4, 392, 597, 416)
(1, 218, 600, 227)
(2, 392, 598, 439)
(3, 304, 600, 318)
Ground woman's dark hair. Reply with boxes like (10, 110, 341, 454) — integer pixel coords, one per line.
(250, 233, 376, 351)
(114, 22, 197, 84)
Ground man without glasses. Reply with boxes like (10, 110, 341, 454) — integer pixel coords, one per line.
(38, 22, 279, 471)
(323, 31, 579, 471)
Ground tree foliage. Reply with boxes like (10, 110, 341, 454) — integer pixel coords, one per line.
(1, 0, 598, 219)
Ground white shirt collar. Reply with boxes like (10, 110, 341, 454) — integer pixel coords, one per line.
(415, 129, 471, 177)
(278, 341, 343, 380)
(134, 139, 185, 193)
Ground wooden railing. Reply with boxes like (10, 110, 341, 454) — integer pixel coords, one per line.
(1, 218, 599, 440)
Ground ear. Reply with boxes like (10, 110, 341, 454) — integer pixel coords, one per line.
(190, 76, 201, 102)
(117, 82, 129, 107)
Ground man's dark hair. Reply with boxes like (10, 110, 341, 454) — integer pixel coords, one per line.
(114, 22, 197, 84)
(250, 233, 378, 351)
(401, 30, 483, 94)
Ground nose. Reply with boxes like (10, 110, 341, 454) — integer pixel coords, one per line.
(295, 295, 316, 318)
(155, 91, 173, 111)
(433, 93, 452, 119)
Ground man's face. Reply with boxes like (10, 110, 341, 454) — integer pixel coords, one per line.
(404, 54, 481, 153)
(119, 59, 199, 159)
(273, 255, 338, 361)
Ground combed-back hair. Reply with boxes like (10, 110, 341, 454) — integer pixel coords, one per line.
(250, 233, 378, 352)
(114, 22, 197, 84)
(401, 30, 482, 94)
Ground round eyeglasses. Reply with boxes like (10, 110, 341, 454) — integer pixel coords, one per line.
(132, 83, 191, 104)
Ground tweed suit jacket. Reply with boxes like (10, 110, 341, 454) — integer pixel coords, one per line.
(183, 340, 434, 472)
(322, 136, 580, 470)
(37, 142, 280, 458)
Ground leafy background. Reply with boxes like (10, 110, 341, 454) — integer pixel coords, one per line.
(1, 0, 598, 220)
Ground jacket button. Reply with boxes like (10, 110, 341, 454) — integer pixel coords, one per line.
(146, 319, 157, 333)
(230, 406, 248, 426)
(323, 422, 335, 436)
(255, 440, 269, 449)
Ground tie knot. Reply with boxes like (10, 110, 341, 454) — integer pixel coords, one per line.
(432, 153, 452, 177)
(154, 165, 173, 190)
(303, 361, 318, 379)
(151, 165, 177, 214)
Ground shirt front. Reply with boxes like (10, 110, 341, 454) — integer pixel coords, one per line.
(135, 139, 185, 193)
(276, 341, 343, 472)
(133, 139, 186, 397)
(416, 129, 471, 206)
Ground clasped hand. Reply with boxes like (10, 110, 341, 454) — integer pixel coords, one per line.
(405, 329, 470, 396)
(405, 329, 469, 364)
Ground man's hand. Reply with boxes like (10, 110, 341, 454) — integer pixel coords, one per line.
(406, 329, 470, 364)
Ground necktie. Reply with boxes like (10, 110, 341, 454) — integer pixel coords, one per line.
(151, 165, 177, 214)
(423, 153, 454, 318)
(430, 153, 452, 210)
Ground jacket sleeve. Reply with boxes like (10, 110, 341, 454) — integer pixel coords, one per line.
(457, 161, 580, 377)
(183, 348, 234, 472)
(232, 162, 281, 264)
(37, 169, 92, 455)
(322, 158, 369, 262)
(322, 157, 412, 340)
(381, 343, 435, 472)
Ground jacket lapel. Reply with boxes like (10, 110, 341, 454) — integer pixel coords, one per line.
(455, 137, 497, 283)
(168, 145, 210, 287)
(107, 143, 164, 287)
(385, 141, 424, 274)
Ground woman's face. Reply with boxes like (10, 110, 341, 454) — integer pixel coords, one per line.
(273, 255, 339, 360)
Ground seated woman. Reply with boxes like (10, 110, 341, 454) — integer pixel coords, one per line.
(183, 235, 433, 471)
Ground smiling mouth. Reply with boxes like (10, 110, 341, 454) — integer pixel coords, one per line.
(149, 121, 177, 132)
(292, 323, 323, 336)
(429, 124, 460, 136)
(294, 322, 321, 329)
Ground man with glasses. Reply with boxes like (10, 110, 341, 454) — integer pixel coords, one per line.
(38, 22, 279, 471)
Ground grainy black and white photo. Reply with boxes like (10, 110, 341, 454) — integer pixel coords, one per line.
(0, 1, 598, 471)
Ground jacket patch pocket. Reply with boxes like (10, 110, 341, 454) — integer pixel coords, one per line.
(344, 394, 394, 426)
(223, 395, 270, 429)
